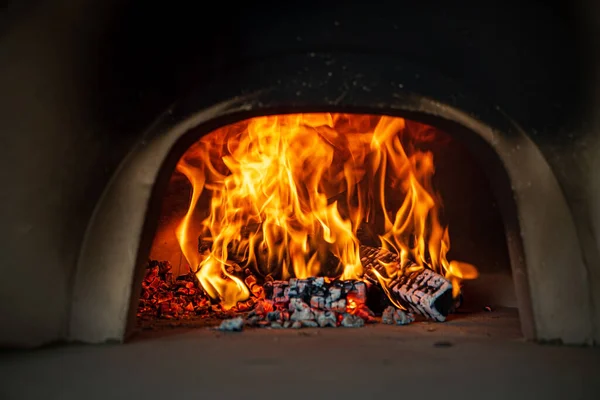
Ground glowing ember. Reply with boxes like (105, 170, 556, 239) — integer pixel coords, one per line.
(171, 113, 477, 311)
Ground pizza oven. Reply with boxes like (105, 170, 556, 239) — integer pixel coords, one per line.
(1, 0, 599, 350)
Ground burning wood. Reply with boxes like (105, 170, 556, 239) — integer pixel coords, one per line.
(246, 278, 375, 329)
(197, 232, 457, 325)
(141, 114, 482, 330)
(138, 250, 456, 330)
(213, 277, 377, 331)
(382, 306, 415, 325)
(137, 260, 214, 320)
(360, 245, 454, 322)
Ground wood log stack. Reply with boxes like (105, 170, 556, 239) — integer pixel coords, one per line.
(238, 277, 375, 329)
(142, 231, 458, 328)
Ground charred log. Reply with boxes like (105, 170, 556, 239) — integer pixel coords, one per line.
(359, 245, 454, 322)
(196, 233, 455, 322)
(199, 234, 343, 279)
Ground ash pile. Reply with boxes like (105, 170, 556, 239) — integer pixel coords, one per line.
(138, 244, 459, 331)
(215, 240, 459, 331)
(221, 278, 388, 331)
(217, 273, 439, 331)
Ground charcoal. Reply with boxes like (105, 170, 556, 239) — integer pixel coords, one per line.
(314, 277, 325, 287)
(360, 245, 454, 321)
(382, 306, 395, 324)
(264, 277, 376, 321)
(291, 321, 302, 329)
(270, 321, 283, 329)
(234, 298, 255, 312)
(315, 310, 337, 327)
(340, 313, 365, 328)
(382, 306, 414, 325)
(253, 299, 274, 315)
(324, 297, 333, 310)
(329, 286, 342, 301)
(301, 320, 319, 328)
(310, 295, 325, 310)
(267, 311, 281, 322)
(137, 260, 211, 320)
(267, 280, 290, 303)
(290, 305, 315, 322)
(346, 281, 367, 303)
(292, 278, 312, 298)
(330, 299, 347, 312)
(365, 282, 389, 314)
(354, 305, 376, 323)
(245, 275, 265, 298)
(393, 309, 414, 325)
(311, 286, 327, 297)
(283, 321, 292, 328)
(289, 297, 305, 312)
(218, 317, 244, 332)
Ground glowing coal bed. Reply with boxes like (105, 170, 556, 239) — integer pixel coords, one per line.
(138, 113, 479, 332)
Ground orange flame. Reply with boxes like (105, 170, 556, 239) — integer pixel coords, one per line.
(174, 113, 477, 308)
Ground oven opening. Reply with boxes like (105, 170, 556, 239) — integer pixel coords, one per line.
(136, 112, 517, 335)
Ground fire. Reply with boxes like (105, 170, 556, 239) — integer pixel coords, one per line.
(174, 113, 477, 308)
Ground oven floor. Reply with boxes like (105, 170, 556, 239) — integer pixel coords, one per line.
(1, 308, 599, 400)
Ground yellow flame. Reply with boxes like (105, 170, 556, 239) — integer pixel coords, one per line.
(175, 159, 205, 272)
(173, 113, 477, 308)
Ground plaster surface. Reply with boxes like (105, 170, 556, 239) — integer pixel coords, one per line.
(2, 310, 600, 400)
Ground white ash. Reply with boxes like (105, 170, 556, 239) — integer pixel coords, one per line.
(229, 283, 376, 330)
(315, 310, 337, 327)
(340, 313, 365, 328)
(218, 273, 430, 331)
(301, 320, 319, 328)
(289, 298, 316, 324)
(329, 286, 342, 301)
(330, 299, 346, 312)
(390, 269, 452, 322)
(217, 317, 244, 332)
(310, 296, 325, 309)
(382, 306, 414, 325)
(360, 245, 454, 321)
(264, 278, 367, 313)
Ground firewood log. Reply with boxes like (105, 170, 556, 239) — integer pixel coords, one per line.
(359, 245, 454, 321)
